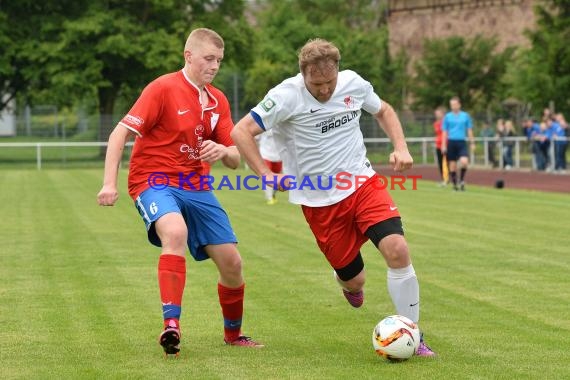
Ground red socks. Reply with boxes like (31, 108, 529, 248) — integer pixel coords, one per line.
(218, 283, 245, 342)
(158, 254, 245, 341)
(158, 254, 186, 329)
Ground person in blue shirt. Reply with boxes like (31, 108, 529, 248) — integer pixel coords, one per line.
(500, 120, 516, 169)
(522, 118, 539, 140)
(552, 113, 567, 172)
(441, 97, 475, 191)
(532, 120, 553, 171)
(524, 118, 541, 169)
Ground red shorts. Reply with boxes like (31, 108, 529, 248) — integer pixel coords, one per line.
(264, 159, 282, 173)
(301, 174, 400, 269)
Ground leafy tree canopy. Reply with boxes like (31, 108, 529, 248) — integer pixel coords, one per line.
(412, 35, 514, 113)
(243, 0, 407, 110)
(505, 0, 570, 117)
(0, 0, 254, 138)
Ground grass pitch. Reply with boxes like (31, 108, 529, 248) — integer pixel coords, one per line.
(1, 167, 568, 379)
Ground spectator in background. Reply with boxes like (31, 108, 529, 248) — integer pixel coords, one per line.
(501, 120, 516, 170)
(257, 129, 283, 204)
(479, 122, 497, 168)
(523, 118, 541, 170)
(495, 118, 505, 133)
(521, 118, 535, 140)
(553, 113, 567, 173)
(532, 120, 552, 171)
(495, 119, 506, 167)
(543, 108, 553, 122)
(433, 106, 447, 185)
(544, 118, 556, 171)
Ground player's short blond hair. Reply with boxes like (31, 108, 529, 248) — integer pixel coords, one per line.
(298, 38, 340, 75)
(185, 28, 224, 51)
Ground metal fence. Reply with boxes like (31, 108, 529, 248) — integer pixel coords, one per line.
(365, 136, 567, 173)
(1, 105, 567, 172)
(0, 136, 566, 172)
(6, 107, 441, 141)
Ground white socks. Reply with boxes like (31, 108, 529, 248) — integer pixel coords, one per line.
(264, 186, 275, 201)
(387, 264, 420, 323)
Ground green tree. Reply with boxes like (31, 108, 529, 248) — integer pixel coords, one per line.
(412, 35, 514, 113)
(505, 0, 570, 116)
(0, 9, 18, 110)
(243, 0, 407, 110)
(0, 0, 253, 140)
(0, 1, 83, 111)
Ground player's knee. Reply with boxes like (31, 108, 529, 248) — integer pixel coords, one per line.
(163, 225, 188, 247)
(344, 272, 365, 291)
(155, 214, 188, 248)
(218, 249, 243, 278)
(381, 235, 410, 266)
(217, 255, 243, 288)
(388, 236, 409, 256)
(227, 254, 242, 274)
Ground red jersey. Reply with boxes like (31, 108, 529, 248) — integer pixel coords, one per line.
(433, 119, 443, 149)
(119, 70, 234, 199)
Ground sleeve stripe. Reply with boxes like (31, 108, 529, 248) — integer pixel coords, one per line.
(250, 110, 266, 131)
(118, 122, 142, 137)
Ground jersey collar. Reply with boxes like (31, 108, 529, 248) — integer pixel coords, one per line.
(180, 69, 218, 111)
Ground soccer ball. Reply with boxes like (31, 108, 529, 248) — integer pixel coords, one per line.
(372, 315, 420, 361)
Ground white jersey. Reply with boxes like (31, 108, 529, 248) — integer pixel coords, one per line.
(250, 70, 381, 207)
(257, 129, 281, 162)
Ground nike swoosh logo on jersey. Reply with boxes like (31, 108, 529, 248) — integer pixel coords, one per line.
(390, 206, 398, 211)
(177, 109, 190, 115)
(310, 108, 323, 113)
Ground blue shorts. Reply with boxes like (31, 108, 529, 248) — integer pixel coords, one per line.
(446, 140, 468, 161)
(134, 187, 237, 261)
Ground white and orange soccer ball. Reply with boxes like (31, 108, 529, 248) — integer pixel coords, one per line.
(372, 315, 421, 361)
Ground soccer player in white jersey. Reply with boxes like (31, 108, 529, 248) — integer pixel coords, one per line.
(231, 38, 435, 357)
(257, 129, 283, 204)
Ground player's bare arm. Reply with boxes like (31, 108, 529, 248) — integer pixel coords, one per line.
(441, 130, 448, 154)
(97, 125, 133, 206)
(232, 114, 271, 174)
(199, 140, 240, 169)
(373, 101, 413, 172)
(232, 114, 289, 190)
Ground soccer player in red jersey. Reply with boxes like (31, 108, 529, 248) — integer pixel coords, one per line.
(97, 28, 263, 356)
(433, 106, 447, 186)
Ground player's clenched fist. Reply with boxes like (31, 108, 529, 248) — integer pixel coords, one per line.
(389, 150, 413, 172)
(97, 185, 119, 206)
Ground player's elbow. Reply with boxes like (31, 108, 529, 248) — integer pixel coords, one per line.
(374, 101, 396, 124)
(231, 115, 260, 146)
(109, 124, 133, 146)
(225, 159, 240, 170)
(230, 126, 244, 146)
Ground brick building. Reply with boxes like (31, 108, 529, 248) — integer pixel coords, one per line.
(387, 0, 537, 63)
